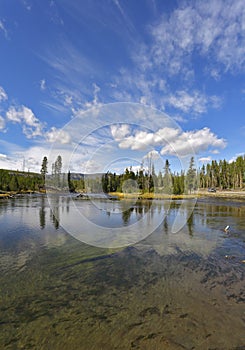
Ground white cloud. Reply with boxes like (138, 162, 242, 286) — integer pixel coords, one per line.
(6, 105, 44, 138)
(0, 20, 8, 38)
(45, 127, 71, 144)
(166, 90, 222, 115)
(143, 150, 160, 160)
(160, 127, 226, 157)
(209, 68, 221, 81)
(110, 0, 243, 114)
(172, 115, 188, 123)
(64, 95, 72, 105)
(21, 0, 32, 11)
(40, 79, 46, 91)
(110, 124, 130, 141)
(82, 83, 101, 110)
(149, 0, 245, 74)
(0, 116, 5, 130)
(116, 127, 180, 151)
(0, 86, 8, 102)
(228, 152, 245, 163)
(111, 124, 226, 157)
(83, 159, 103, 173)
(199, 156, 212, 163)
(210, 149, 220, 154)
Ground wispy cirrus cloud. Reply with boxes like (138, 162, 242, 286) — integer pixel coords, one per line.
(39, 40, 103, 114)
(149, 0, 245, 75)
(0, 116, 6, 131)
(40, 79, 46, 91)
(0, 20, 8, 39)
(0, 86, 8, 102)
(110, 0, 243, 116)
(21, 0, 32, 11)
(166, 90, 222, 115)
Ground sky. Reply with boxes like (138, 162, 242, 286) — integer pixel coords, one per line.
(0, 0, 244, 174)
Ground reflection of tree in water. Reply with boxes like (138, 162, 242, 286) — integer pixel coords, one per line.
(122, 207, 134, 224)
(50, 197, 60, 230)
(135, 205, 143, 216)
(187, 212, 194, 236)
(0, 200, 8, 216)
(39, 196, 46, 229)
(163, 216, 168, 234)
(121, 200, 155, 224)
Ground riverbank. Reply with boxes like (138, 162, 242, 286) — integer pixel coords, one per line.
(0, 190, 46, 199)
(1, 189, 245, 200)
(109, 189, 245, 200)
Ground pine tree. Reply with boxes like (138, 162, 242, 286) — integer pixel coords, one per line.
(40, 156, 48, 187)
(40, 156, 48, 177)
(163, 159, 172, 194)
(186, 157, 197, 194)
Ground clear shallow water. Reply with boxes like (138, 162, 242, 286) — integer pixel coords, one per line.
(0, 195, 244, 349)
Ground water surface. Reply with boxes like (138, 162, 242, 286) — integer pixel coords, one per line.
(0, 195, 244, 349)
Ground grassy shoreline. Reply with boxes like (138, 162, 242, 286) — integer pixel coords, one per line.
(1, 189, 245, 200)
(109, 190, 245, 200)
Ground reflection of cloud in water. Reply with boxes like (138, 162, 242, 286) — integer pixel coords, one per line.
(140, 227, 221, 257)
(0, 196, 68, 272)
(138, 200, 224, 257)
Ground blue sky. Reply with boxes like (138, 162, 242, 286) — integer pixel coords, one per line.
(0, 0, 244, 174)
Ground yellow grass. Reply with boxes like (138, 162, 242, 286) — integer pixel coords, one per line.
(109, 190, 245, 200)
(109, 192, 201, 200)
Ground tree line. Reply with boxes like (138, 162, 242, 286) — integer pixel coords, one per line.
(199, 155, 245, 190)
(0, 154, 244, 193)
(74, 155, 245, 194)
(0, 169, 43, 192)
(0, 155, 63, 192)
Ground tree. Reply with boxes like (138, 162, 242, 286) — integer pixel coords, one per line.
(40, 156, 48, 187)
(68, 170, 75, 192)
(54, 155, 62, 187)
(9, 175, 19, 191)
(55, 155, 62, 175)
(40, 156, 48, 177)
(186, 157, 197, 194)
(163, 159, 172, 194)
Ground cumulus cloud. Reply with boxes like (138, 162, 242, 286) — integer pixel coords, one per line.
(82, 159, 103, 173)
(160, 127, 226, 156)
(110, 124, 130, 141)
(0, 86, 8, 102)
(228, 153, 245, 164)
(111, 124, 226, 157)
(114, 127, 180, 151)
(45, 127, 71, 144)
(0, 153, 7, 159)
(6, 106, 44, 138)
(143, 150, 160, 161)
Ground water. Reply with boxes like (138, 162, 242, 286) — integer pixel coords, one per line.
(0, 195, 244, 349)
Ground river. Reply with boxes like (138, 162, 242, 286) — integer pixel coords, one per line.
(0, 195, 244, 349)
